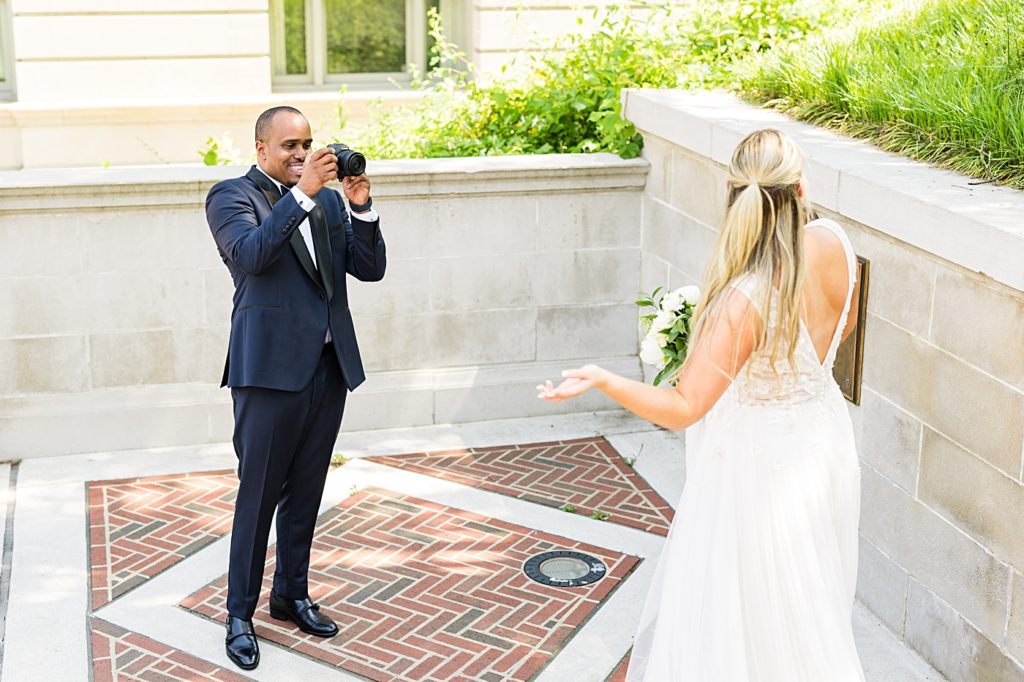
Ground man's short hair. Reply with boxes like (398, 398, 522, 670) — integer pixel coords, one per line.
(255, 106, 304, 142)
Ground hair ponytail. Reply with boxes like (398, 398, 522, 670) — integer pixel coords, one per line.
(681, 129, 810, 380)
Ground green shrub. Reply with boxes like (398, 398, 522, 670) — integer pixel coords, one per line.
(348, 2, 845, 159)
(741, 0, 1024, 189)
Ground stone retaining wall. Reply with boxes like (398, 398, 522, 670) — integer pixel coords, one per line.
(0, 154, 647, 457)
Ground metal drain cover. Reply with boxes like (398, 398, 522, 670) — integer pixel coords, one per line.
(523, 550, 607, 588)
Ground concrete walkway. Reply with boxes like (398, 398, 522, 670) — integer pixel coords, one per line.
(1, 412, 945, 681)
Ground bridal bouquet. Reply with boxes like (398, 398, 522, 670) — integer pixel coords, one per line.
(636, 285, 700, 386)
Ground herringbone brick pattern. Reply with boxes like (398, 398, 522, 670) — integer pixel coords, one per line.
(367, 437, 674, 536)
(91, 617, 251, 682)
(182, 487, 639, 682)
(88, 470, 238, 609)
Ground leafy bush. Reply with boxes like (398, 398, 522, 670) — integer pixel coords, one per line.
(740, 0, 1024, 189)
(349, 2, 844, 159)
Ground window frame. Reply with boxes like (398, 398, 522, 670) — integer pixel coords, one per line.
(0, 0, 15, 101)
(271, 0, 429, 92)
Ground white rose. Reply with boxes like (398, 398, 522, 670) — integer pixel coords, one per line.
(661, 290, 684, 312)
(656, 332, 669, 348)
(639, 334, 663, 366)
(652, 309, 674, 332)
(680, 285, 701, 305)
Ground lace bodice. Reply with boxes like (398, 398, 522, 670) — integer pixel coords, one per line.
(728, 219, 856, 406)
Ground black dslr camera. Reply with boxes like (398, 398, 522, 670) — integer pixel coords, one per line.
(326, 143, 366, 178)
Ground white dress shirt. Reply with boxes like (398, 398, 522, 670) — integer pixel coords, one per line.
(256, 165, 379, 343)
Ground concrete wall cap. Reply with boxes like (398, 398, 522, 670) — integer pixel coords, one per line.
(622, 88, 1024, 293)
(0, 153, 651, 210)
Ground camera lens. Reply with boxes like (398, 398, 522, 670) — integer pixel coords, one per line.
(327, 143, 366, 177)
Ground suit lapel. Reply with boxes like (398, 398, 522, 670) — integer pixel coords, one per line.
(309, 197, 335, 302)
(245, 166, 323, 290)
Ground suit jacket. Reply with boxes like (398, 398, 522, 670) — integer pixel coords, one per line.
(206, 166, 386, 392)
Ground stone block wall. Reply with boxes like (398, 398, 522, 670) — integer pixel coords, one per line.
(624, 89, 1024, 681)
(0, 154, 647, 457)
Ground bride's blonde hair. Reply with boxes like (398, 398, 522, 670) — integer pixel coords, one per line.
(688, 129, 811, 375)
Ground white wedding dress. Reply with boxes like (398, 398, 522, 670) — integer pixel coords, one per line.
(626, 219, 865, 681)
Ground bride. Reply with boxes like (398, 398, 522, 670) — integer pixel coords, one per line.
(539, 129, 865, 681)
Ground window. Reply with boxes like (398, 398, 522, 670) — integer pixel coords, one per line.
(271, 0, 444, 90)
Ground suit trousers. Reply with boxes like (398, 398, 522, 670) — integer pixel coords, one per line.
(226, 344, 347, 619)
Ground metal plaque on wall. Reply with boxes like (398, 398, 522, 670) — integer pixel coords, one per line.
(832, 256, 869, 405)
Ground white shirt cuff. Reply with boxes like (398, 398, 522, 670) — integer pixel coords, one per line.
(351, 208, 379, 222)
(289, 185, 316, 212)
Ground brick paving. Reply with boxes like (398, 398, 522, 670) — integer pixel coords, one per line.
(606, 653, 631, 682)
(366, 437, 674, 536)
(182, 487, 640, 682)
(91, 617, 252, 682)
(88, 470, 238, 609)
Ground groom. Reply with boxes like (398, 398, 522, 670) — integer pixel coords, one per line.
(206, 106, 386, 670)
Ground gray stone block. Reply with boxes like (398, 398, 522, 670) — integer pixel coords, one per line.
(0, 275, 91, 337)
(863, 315, 1024, 478)
(342, 386, 435, 432)
(0, 385, 219, 458)
(530, 249, 641, 307)
(434, 378, 618, 424)
(0, 213, 84, 277)
(0, 335, 90, 394)
(1007, 572, 1024, 664)
(920, 427, 1024, 573)
(861, 464, 1010, 643)
(348, 258, 431, 318)
(856, 536, 910, 637)
(202, 268, 234, 328)
(861, 388, 922, 495)
(85, 270, 205, 333)
(641, 135, 673, 204)
(668, 148, 727, 227)
(373, 198, 435, 261)
(83, 208, 221, 272)
(431, 194, 539, 257)
(357, 309, 537, 372)
(642, 195, 717, 283)
(931, 267, 1024, 391)
(90, 330, 177, 387)
(843, 220, 937, 339)
(536, 304, 637, 361)
(535, 191, 641, 251)
(639, 251, 670, 299)
(905, 579, 1024, 682)
(429, 254, 534, 312)
(667, 267, 700, 290)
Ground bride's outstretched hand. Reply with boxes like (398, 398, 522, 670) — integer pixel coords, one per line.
(537, 364, 608, 403)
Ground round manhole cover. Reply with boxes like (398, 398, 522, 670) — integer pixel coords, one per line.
(523, 550, 606, 588)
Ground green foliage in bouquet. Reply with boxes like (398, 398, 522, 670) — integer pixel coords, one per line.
(636, 286, 699, 387)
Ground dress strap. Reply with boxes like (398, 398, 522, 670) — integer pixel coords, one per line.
(808, 218, 857, 365)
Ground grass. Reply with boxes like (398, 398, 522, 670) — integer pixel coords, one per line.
(739, 0, 1024, 189)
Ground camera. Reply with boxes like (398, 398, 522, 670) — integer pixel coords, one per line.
(326, 143, 366, 178)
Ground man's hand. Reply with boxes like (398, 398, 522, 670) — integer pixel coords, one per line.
(296, 148, 338, 197)
(342, 174, 371, 208)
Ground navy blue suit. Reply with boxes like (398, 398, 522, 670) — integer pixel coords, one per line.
(207, 166, 385, 619)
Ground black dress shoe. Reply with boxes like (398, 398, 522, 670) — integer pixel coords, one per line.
(269, 590, 338, 637)
(225, 616, 259, 670)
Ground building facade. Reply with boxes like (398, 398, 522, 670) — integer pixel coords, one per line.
(0, 0, 652, 169)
